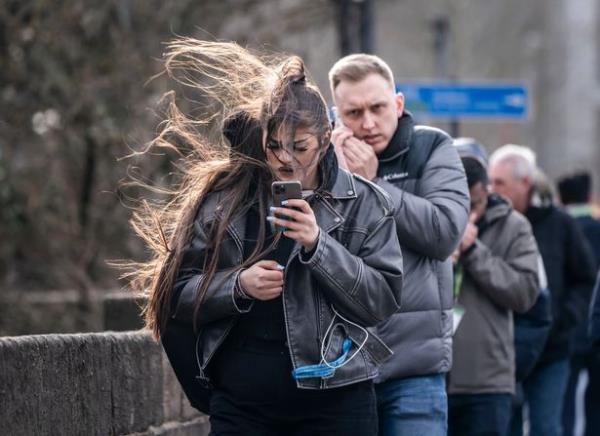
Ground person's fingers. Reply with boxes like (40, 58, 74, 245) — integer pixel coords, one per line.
(469, 212, 478, 223)
(256, 269, 284, 283)
(344, 137, 372, 155)
(282, 230, 304, 242)
(343, 144, 362, 163)
(256, 287, 283, 300)
(255, 260, 285, 271)
(331, 128, 354, 147)
(267, 216, 303, 231)
(278, 199, 311, 214)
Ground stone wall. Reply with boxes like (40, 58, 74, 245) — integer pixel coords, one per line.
(0, 331, 209, 435)
(0, 290, 145, 336)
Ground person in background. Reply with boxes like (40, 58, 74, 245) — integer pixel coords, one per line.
(328, 53, 469, 436)
(488, 145, 597, 436)
(447, 138, 539, 436)
(557, 171, 600, 436)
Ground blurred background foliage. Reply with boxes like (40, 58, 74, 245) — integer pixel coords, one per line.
(0, 0, 328, 291)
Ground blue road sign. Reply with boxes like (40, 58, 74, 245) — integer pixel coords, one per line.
(396, 82, 528, 119)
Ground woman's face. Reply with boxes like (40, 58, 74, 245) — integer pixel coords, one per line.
(265, 126, 323, 189)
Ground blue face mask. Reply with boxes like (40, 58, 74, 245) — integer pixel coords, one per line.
(291, 305, 369, 380)
(292, 337, 353, 379)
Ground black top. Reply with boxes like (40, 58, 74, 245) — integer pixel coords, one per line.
(225, 204, 295, 347)
(525, 204, 596, 364)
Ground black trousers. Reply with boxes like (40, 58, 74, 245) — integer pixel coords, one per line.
(208, 339, 377, 435)
(563, 350, 600, 436)
(448, 393, 513, 436)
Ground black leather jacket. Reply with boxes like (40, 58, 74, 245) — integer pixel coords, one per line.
(167, 167, 403, 392)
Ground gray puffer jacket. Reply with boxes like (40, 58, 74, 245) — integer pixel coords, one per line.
(374, 112, 470, 381)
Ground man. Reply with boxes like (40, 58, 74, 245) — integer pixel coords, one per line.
(557, 171, 600, 265)
(557, 171, 600, 436)
(329, 54, 470, 435)
(488, 145, 597, 436)
(447, 139, 539, 436)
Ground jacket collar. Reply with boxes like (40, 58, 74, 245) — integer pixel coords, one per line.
(481, 194, 511, 224)
(328, 167, 357, 200)
(201, 157, 351, 254)
(377, 111, 414, 163)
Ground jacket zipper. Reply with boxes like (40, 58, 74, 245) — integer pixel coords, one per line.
(282, 245, 299, 375)
(312, 193, 323, 348)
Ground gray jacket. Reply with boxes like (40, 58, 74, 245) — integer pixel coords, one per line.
(448, 195, 539, 394)
(373, 113, 470, 381)
(170, 168, 404, 390)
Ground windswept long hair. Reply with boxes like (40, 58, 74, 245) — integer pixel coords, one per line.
(126, 39, 331, 339)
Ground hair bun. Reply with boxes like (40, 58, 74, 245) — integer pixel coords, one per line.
(281, 56, 306, 85)
(290, 73, 306, 85)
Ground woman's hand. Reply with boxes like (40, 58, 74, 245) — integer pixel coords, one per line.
(268, 199, 320, 251)
(239, 260, 284, 300)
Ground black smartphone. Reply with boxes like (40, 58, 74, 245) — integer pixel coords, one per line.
(271, 181, 302, 232)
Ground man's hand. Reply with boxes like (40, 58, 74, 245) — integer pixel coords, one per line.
(459, 212, 479, 253)
(331, 126, 378, 180)
(342, 137, 379, 180)
(331, 125, 353, 170)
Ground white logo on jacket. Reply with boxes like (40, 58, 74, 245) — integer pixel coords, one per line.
(382, 172, 409, 182)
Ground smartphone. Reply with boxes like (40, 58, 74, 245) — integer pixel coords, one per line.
(271, 181, 302, 232)
(331, 106, 346, 129)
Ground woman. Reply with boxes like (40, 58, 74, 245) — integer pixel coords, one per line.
(130, 39, 403, 435)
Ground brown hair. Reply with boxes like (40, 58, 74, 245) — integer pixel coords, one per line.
(328, 53, 395, 95)
(122, 39, 331, 339)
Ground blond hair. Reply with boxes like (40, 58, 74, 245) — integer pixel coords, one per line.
(328, 53, 395, 96)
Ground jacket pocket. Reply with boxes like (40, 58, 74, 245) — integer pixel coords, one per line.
(322, 322, 346, 362)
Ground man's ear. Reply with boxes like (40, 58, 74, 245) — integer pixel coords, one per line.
(395, 92, 405, 117)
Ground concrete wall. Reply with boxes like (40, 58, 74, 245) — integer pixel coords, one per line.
(0, 331, 209, 435)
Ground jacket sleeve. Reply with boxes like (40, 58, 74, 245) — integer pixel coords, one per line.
(299, 213, 403, 327)
(590, 270, 600, 346)
(461, 214, 540, 313)
(558, 216, 597, 330)
(375, 138, 470, 260)
(172, 220, 253, 326)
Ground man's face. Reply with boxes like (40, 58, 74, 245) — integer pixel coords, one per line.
(469, 182, 488, 221)
(489, 161, 530, 213)
(333, 73, 404, 154)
